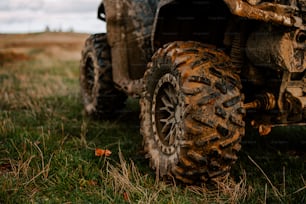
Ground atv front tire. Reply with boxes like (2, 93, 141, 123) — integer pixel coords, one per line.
(80, 34, 127, 118)
(140, 41, 245, 184)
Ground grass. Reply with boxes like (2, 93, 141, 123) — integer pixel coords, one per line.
(0, 55, 305, 203)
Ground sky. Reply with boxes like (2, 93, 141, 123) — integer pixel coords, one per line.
(0, 0, 106, 33)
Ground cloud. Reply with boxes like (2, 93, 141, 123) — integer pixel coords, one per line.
(10, 0, 44, 10)
(0, 1, 9, 11)
(2, 0, 100, 13)
(43, 0, 98, 13)
(0, 0, 105, 33)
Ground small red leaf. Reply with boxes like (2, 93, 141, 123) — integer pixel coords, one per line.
(95, 148, 112, 157)
(123, 191, 129, 202)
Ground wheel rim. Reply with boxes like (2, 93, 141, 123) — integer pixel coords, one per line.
(152, 73, 183, 155)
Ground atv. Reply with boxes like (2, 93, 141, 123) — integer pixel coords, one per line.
(80, 0, 306, 184)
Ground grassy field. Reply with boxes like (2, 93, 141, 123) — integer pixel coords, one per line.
(0, 32, 305, 203)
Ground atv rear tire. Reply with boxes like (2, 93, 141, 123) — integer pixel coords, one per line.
(80, 34, 127, 118)
(140, 41, 245, 184)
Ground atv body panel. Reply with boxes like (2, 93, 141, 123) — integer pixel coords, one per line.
(80, 0, 306, 184)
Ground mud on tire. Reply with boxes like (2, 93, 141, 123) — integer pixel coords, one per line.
(140, 41, 245, 184)
(80, 34, 127, 118)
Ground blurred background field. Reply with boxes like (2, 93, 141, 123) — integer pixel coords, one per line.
(0, 32, 305, 203)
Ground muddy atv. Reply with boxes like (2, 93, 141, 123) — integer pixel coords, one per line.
(80, 0, 306, 185)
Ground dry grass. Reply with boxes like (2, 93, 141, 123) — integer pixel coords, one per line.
(0, 32, 305, 203)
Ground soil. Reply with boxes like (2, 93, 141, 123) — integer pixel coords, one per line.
(0, 32, 89, 64)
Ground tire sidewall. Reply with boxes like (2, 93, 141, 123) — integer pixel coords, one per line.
(141, 55, 185, 176)
(80, 37, 101, 114)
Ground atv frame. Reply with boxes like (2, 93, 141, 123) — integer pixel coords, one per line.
(80, 0, 306, 184)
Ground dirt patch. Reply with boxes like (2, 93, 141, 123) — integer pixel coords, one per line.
(0, 32, 89, 63)
(0, 51, 30, 65)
